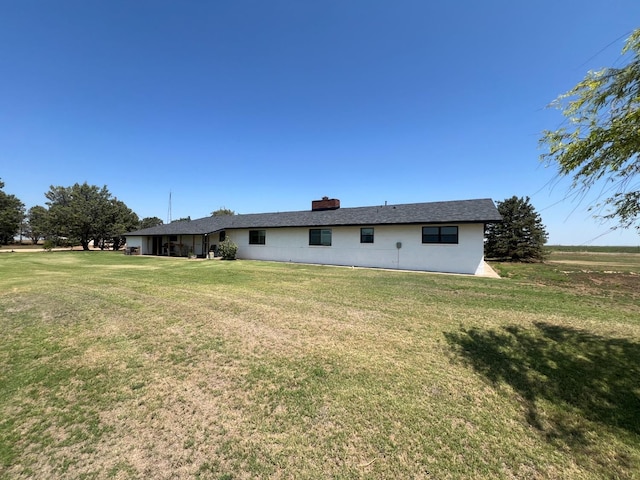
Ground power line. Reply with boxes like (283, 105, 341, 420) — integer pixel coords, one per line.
(576, 30, 634, 70)
(577, 228, 616, 246)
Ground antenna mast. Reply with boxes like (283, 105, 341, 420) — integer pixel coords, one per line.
(167, 190, 172, 224)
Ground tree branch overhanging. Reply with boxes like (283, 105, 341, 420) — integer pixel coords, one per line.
(540, 29, 640, 231)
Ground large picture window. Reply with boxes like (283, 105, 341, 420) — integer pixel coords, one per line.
(422, 226, 458, 244)
(360, 227, 374, 243)
(309, 228, 332, 246)
(249, 230, 266, 245)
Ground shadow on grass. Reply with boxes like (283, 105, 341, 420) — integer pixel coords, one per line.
(445, 322, 640, 445)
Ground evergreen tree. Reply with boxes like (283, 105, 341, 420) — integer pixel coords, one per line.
(24, 205, 49, 245)
(0, 180, 25, 245)
(110, 200, 140, 250)
(139, 217, 164, 229)
(93, 199, 140, 250)
(45, 182, 138, 250)
(485, 196, 548, 261)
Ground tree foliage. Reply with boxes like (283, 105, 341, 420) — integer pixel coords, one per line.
(24, 205, 49, 245)
(139, 217, 164, 229)
(101, 200, 140, 250)
(45, 182, 137, 250)
(211, 207, 236, 217)
(0, 180, 25, 245)
(485, 196, 548, 261)
(540, 29, 640, 230)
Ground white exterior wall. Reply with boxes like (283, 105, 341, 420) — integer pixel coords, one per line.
(229, 224, 486, 275)
(126, 236, 143, 251)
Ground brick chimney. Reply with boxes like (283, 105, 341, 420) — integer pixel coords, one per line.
(312, 196, 340, 211)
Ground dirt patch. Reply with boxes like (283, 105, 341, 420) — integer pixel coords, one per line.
(560, 271, 640, 299)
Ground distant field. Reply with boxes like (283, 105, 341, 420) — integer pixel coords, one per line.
(547, 245, 640, 254)
(1, 252, 639, 479)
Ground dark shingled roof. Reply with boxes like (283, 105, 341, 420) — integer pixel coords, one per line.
(126, 198, 502, 236)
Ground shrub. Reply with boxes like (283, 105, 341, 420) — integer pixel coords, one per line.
(217, 239, 238, 260)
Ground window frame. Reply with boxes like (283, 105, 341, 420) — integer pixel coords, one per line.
(309, 228, 332, 246)
(422, 226, 459, 244)
(249, 229, 266, 245)
(360, 227, 374, 244)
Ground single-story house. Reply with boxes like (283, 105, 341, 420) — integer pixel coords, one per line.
(124, 197, 502, 275)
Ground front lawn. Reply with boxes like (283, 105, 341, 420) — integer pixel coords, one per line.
(1, 251, 638, 479)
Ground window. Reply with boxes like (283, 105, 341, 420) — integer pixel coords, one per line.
(422, 226, 458, 244)
(360, 227, 374, 243)
(219, 231, 226, 242)
(249, 230, 266, 245)
(309, 228, 332, 246)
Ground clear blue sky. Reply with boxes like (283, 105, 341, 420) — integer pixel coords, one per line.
(1, 1, 639, 245)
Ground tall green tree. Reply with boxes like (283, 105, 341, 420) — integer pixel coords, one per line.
(107, 200, 140, 250)
(485, 196, 548, 261)
(540, 29, 640, 231)
(24, 205, 49, 245)
(45, 182, 137, 251)
(0, 180, 25, 245)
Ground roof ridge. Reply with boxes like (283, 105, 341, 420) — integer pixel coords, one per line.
(188, 197, 495, 222)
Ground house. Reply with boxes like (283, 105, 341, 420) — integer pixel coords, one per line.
(124, 197, 502, 275)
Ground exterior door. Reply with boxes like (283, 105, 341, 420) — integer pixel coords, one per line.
(152, 236, 163, 255)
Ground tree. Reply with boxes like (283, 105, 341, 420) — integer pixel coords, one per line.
(0, 180, 25, 245)
(45, 182, 137, 251)
(46, 183, 109, 249)
(139, 217, 164, 229)
(112, 200, 139, 250)
(211, 207, 236, 217)
(485, 196, 548, 261)
(540, 29, 640, 231)
(94, 199, 140, 250)
(24, 205, 49, 245)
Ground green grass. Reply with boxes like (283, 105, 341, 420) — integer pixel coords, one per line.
(1, 251, 639, 479)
